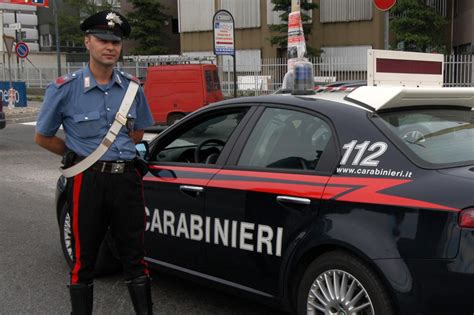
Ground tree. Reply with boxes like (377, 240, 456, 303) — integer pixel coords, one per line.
(58, 0, 115, 49)
(390, 0, 447, 53)
(127, 0, 171, 55)
(268, 0, 318, 56)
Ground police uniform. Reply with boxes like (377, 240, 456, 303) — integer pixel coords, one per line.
(35, 11, 154, 315)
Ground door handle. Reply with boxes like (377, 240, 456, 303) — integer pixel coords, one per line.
(276, 195, 311, 205)
(180, 185, 204, 197)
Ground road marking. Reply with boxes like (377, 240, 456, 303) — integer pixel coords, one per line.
(21, 121, 64, 130)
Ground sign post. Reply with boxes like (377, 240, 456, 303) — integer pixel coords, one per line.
(373, 0, 397, 50)
(213, 10, 236, 98)
(3, 35, 15, 109)
(287, 0, 308, 71)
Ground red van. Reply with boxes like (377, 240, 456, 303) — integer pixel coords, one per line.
(143, 64, 224, 125)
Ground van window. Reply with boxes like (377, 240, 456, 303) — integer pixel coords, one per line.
(205, 70, 213, 92)
(212, 71, 221, 90)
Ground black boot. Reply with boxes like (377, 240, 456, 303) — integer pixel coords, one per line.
(69, 283, 93, 315)
(126, 276, 153, 314)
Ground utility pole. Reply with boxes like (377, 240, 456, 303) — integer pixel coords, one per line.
(53, 0, 61, 76)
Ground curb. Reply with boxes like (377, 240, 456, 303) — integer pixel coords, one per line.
(6, 115, 38, 124)
(5, 108, 40, 124)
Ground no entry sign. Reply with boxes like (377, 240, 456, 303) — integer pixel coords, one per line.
(374, 0, 396, 11)
(15, 42, 29, 59)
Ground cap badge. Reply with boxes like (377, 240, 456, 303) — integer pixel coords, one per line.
(106, 12, 122, 28)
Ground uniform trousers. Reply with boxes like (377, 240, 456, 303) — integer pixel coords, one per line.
(68, 166, 149, 285)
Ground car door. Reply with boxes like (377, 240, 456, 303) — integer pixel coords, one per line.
(203, 105, 338, 295)
(142, 106, 253, 272)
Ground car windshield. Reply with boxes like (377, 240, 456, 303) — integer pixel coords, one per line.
(378, 108, 474, 167)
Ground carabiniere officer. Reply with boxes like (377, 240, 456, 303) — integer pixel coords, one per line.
(34, 11, 155, 314)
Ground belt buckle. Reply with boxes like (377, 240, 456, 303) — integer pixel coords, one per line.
(111, 162, 125, 174)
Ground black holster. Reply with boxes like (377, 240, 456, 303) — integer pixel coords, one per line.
(61, 149, 77, 169)
(134, 157, 149, 177)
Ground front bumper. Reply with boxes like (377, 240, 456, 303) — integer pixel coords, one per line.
(0, 111, 5, 129)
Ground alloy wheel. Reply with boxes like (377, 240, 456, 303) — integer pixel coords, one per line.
(306, 269, 375, 315)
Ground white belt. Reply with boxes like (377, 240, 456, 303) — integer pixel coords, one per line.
(61, 81, 139, 178)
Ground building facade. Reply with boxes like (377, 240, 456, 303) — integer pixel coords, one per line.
(120, 0, 180, 55)
(178, 0, 386, 69)
(0, 3, 39, 52)
(453, 0, 474, 54)
(178, 0, 464, 71)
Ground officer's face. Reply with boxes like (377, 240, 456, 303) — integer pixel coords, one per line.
(85, 35, 122, 68)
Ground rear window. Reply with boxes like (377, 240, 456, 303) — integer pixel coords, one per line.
(377, 108, 474, 168)
(205, 70, 213, 92)
(205, 70, 221, 92)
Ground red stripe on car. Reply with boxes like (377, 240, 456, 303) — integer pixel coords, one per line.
(145, 167, 458, 212)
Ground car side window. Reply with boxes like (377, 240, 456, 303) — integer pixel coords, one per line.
(237, 108, 332, 171)
(152, 110, 246, 164)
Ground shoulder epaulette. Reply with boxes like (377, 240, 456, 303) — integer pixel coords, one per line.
(54, 72, 79, 88)
(120, 71, 141, 84)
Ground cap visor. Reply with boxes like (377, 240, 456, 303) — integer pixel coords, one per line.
(92, 33, 122, 42)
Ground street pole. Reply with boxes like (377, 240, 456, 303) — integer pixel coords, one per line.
(384, 11, 389, 50)
(53, 0, 61, 77)
(7, 53, 13, 108)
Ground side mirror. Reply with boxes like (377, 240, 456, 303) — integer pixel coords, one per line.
(135, 141, 150, 160)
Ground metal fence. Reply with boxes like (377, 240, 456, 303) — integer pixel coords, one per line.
(0, 54, 472, 95)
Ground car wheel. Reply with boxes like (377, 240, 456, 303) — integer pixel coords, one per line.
(167, 113, 185, 125)
(296, 251, 394, 315)
(59, 204, 122, 275)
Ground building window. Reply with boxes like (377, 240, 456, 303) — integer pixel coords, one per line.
(41, 34, 51, 47)
(320, 0, 372, 23)
(172, 18, 179, 34)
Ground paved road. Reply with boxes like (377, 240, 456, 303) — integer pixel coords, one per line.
(0, 123, 286, 314)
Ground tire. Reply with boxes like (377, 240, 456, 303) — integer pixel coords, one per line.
(167, 113, 185, 126)
(296, 251, 394, 315)
(59, 204, 122, 275)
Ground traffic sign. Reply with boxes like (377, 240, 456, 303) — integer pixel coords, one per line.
(3, 35, 15, 56)
(15, 42, 29, 59)
(213, 10, 235, 56)
(374, 0, 396, 11)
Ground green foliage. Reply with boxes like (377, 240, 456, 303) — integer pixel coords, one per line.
(390, 0, 447, 53)
(268, 0, 319, 56)
(58, 0, 115, 48)
(127, 0, 170, 55)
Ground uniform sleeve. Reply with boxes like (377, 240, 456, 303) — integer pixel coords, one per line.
(35, 83, 64, 136)
(133, 87, 155, 130)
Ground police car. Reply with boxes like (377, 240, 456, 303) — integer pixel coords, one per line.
(56, 51, 474, 314)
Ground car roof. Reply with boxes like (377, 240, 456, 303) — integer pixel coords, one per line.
(217, 87, 474, 113)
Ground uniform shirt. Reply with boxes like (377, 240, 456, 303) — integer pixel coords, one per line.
(36, 66, 154, 161)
